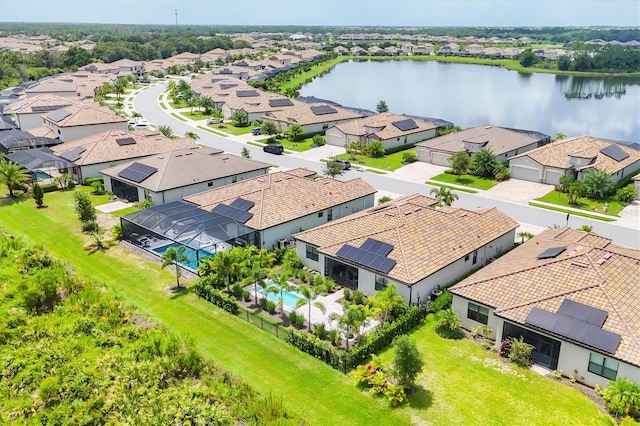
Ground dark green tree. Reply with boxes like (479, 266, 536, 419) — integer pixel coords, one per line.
(519, 49, 538, 67)
(376, 100, 389, 113)
(0, 160, 30, 198)
(230, 110, 248, 127)
(73, 191, 96, 226)
(582, 168, 614, 200)
(32, 182, 44, 208)
(392, 336, 424, 391)
(287, 123, 304, 141)
(323, 159, 345, 178)
(448, 150, 470, 179)
(471, 148, 500, 177)
(161, 245, 189, 290)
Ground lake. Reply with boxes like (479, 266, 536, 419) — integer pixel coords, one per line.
(299, 60, 640, 143)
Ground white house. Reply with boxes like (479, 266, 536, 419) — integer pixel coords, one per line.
(4, 94, 76, 131)
(509, 135, 640, 185)
(101, 148, 270, 204)
(325, 112, 437, 150)
(262, 103, 366, 134)
(634, 175, 640, 200)
(293, 194, 518, 305)
(450, 227, 640, 388)
(184, 168, 376, 250)
(40, 103, 128, 142)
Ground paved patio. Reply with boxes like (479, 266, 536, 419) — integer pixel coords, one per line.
(96, 200, 132, 213)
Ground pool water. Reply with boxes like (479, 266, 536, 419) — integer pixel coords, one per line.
(256, 279, 305, 310)
(34, 171, 52, 180)
(153, 242, 215, 270)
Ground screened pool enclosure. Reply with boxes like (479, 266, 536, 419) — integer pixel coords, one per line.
(121, 200, 259, 271)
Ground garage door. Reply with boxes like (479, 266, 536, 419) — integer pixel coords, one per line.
(431, 152, 451, 167)
(544, 170, 563, 186)
(511, 165, 540, 182)
(417, 148, 430, 162)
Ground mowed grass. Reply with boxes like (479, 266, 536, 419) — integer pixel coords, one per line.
(0, 189, 410, 426)
(430, 173, 496, 190)
(334, 149, 415, 172)
(213, 124, 252, 135)
(378, 317, 612, 426)
(535, 190, 625, 217)
(255, 136, 316, 152)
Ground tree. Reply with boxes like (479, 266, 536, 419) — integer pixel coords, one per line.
(448, 150, 470, 179)
(157, 124, 175, 138)
(210, 250, 238, 293)
(519, 49, 538, 67)
(211, 108, 224, 121)
(557, 55, 571, 71)
(287, 123, 304, 141)
(567, 181, 586, 205)
(602, 378, 640, 418)
(250, 261, 265, 306)
(378, 195, 392, 204)
(552, 133, 566, 142)
(296, 284, 326, 331)
(582, 168, 614, 200)
(114, 77, 127, 100)
(86, 224, 107, 250)
(471, 148, 500, 177)
(199, 96, 215, 114)
(430, 186, 458, 206)
(32, 182, 44, 207)
(376, 99, 389, 113)
(435, 308, 462, 332)
(261, 120, 279, 141)
(267, 269, 292, 317)
(185, 131, 200, 141)
(369, 284, 404, 325)
(323, 158, 344, 178)
(517, 231, 534, 243)
(53, 173, 73, 190)
(161, 245, 189, 290)
(0, 161, 30, 198)
(73, 191, 96, 226)
(241, 146, 251, 158)
(366, 140, 385, 158)
(230, 110, 248, 127)
(616, 184, 638, 203)
(392, 336, 424, 390)
(346, 141, 360, 160)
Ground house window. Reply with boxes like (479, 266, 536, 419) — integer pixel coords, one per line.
(327, 209, 333, 221)
(472, 249, 478, 265)
(467, 302, 489, 325)
(207, 181, 213, 187)
(231, 175, 237, 183)
(305, 245, 319, 262)
(465, 253, 470, 262)
(588, 353, 618, 380)
(375, 275, 388, 291)
(318, 211, 324, 218)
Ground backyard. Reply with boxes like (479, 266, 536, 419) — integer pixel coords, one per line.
(0, 188, 611, 425)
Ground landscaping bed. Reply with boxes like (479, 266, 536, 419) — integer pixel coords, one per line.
(535, 189, 625, 217)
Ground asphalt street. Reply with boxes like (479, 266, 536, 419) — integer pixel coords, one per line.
(134, 82, 640, 249)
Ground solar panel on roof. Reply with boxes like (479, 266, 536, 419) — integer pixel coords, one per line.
(219, 83, 237, 90)
(336, 244, 396, 274)
(230, 197, 255, 211)
(525, 307, 621, 354)
(118, 162, 157, 183)
(310, 105, 337, 115)
(536, 246, 566, 259)
(236, 90, 259, 97)
(115, 137, 136, 146)
(32, 104, 70, 113)
(47, 108, 72, 123)
(269, 98, 294, 107)
(600, 144, 629, 162)
(392, 119, 419, 131)
(557, 299, 608, 327)
(58, 146, 86, 162)
(361, 238, 394, 256)
(212, 203, 253, 224)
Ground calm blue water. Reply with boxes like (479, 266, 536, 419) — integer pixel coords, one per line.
(300, 60, 640, 142)
(256, 279, 304, 310)
(153, 242, 215, 270)
(34, 171, 52, 180)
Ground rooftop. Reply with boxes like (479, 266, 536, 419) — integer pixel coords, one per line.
(263, 102, 365, 126)
(43, 103, 128, 128)
(331, 112, 437, 140)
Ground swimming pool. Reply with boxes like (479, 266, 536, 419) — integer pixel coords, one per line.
(256, 279, 305, 311)
(34, 171, 52, 180)
(152, 242, 215, 270)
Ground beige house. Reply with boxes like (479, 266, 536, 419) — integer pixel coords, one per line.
(81, 58, 145, 77)
(450, 227, 640, 388)
(184, 168, 376, 249)
(262, 103, 366, 134)
(294, 194, 518, 304)
(4, 94, 76, 131)
(416, 124, 549, 166)
(509, 135, 640, 185)
(40, 103, 128, 142)
(51, 130, 196, 182)
(101, 148, 270, 204)
(325, 112, 437, 150)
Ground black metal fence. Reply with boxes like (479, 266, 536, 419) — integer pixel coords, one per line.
(237, 305, 291, 342)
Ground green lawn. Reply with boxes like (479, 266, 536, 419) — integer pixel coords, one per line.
(160, 103, 168, 110)
(213, 124, 252, 136)
(111, 206, 140, 217)
(179, 110, 212, 121)
(0, 189, 409, 426)
(430, 173, 496, 190)
(168, 100, 187, 109)
(334, 149, 415, 172)
(528, 202, 616, 222)
(426, 182, 478, 194)
(378, 318, 612, 425)
(170, 112, 188, 122)
(255, 136, 316, 152)
(197, 125, 228, 137)
(280, 56, 344, 93)
(535, 190, 625, 217)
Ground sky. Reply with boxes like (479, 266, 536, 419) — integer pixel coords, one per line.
(0, 0, 639, 27)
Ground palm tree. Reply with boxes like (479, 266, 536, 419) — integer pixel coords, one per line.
(213, 250, 237, 293)
(114, 78, 127, 100)
(517, 231, 534, 243)
(369, 284, 404, 325)
(435, 308, 462, 332)
(448, 150, 470, 180)
(471, 148, 499, 178)
(185, 131, 200, 142)
(296, 285, 326, 332)
(199, 96, 215, 115)
(250, 261, 265, 306)
(161, 245, 189, 290)
(338, 304, 370, 349)
(157, 124, 175, 138)
(267, 268, 292, 317)
(582, 168, 614, 200)
(0, 160, 31, 198)
(346, 141, 360, 160)
(429, 186, 458, 206)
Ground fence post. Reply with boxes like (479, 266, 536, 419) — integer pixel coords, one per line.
(246, 310, 249, 322)
(276, 324, 279, 338)
(261, 317, 263, 329)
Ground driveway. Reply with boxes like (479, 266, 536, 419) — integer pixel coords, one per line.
(479, 179, 553, 205)
(392, 161, 448, 184)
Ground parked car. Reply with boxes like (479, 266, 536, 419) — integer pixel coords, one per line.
(132, 122, 150, 130)
(251, 127, 262, 136)
(263, 144, 284, 155)
(328, 159, 351, 170)
(206, 117, 221, 124)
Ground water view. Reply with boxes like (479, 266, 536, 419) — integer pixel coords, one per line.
(300, 60, 640, 142)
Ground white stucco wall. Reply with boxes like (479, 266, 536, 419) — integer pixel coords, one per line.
(55, 122, 128, 143)
(15, 113, 45, 130)
(452, 295, 500, 340)
(379, 128, 436, 150)
(325, 127, 347, 147)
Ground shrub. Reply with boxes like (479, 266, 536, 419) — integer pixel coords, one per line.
(329, 329, 340, 346)
(231, 283, 243, 299)
(259, 297, 268, 310)
(193, 283, 239, 315)
(315, 323, 327, 340)
(294, 313, 305, 328)
(343, 288, 352, 301)
(289, 311, 299, 326)
(378, 195, 392, 205)
(243, 290, 251, 302)
(444, 168, 455, 175)
(434, 308, 462, 333)
(267, 301, 277, 314)
(508, 336, 534, 366)
(112, 224, 123, 241)
(353, 290, 365, 305)
(602, 378, 640, 418)
(312, 134, 325, 147)
(429, 289, 452, 312)
(499, 339, 512, 357)
(39, 376, 60, 404)
(401, 151, 417, 164)
(84, 177, 104, 186)
(384, 383, 408, 407)
(366, 141, 385, 158)
(616, 184, 638, 203)
(40, 183, 59, 193)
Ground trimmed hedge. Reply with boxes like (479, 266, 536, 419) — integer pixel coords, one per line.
(84, 177, 104, 186)
(194, 283, 238, 315)
(385, 143, 416, 155)
(40, 183, 59, 193)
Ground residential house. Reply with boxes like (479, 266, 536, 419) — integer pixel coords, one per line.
(101, 147, 270, 204)
(350, 46, 367, 55)
(325, 112, 438, 150)
(294, 194, 518, 304)
(184, 168, 376, 249)
(416, 124, 550, 166)
(4, 94, 76, 130)
(439, 43, 460, 55)
(450, 227, 640, 387)
(0, 129, 61, 154)
(634, 174, 640, 200)
(509, 135, 640, 185)
(262, 103, 366, 134)
(333, 46, 349, 56)
(40, 103, 128, 142)
(81, 58, 145, 77)
(50, 129, 196, 182)
(413, 44, 434, 55)
(222, 94, 302, 123)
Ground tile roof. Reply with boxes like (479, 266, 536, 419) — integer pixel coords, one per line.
(184, 168, 376, 230)
(511, 135, 640, 175)
(263, 102, 365, 126)
(100, 148, 270, 192)
(27, 126, 56, 138)
(24, 78, 77, 94)
(4, 94, 75, 114)
(416, 124, 543, 156)
(331, 112, 437, 141)
(294, 194, 519, 286)
(43, 103, 127, 127)
(51, 130, 197, 165)
(450, 227, 640, 367)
